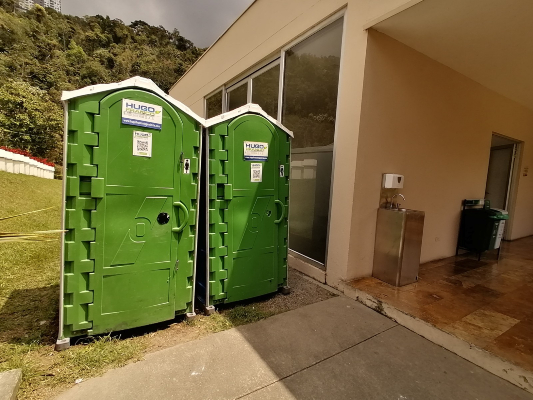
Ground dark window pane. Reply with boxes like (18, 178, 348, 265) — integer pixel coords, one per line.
(282, 18, 343, 149)
(252, 64, 280, 118)
(206, 91, 222, 119)
(227, 82, 248, 111)
(283, 17, 343, 265)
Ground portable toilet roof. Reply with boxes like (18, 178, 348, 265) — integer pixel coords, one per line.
(61, 76, 204, 124)
(203, 103, 293, 137)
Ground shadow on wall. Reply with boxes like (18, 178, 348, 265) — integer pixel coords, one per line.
(0, 285, 59, 345)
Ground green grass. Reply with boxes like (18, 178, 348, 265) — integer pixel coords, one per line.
(0, 171, 62, 346)
(187, 306, 275, 334)
(0, 172, 149, 399)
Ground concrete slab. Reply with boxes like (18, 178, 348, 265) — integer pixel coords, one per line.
(0, 369, 21, 400)
(56, 297, 395, 400)
(242, 326, 533, 400)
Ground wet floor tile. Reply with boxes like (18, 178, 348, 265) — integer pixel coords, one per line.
(446, 320, 503, 348)
(485, 297, 533, 322)
(482, 275, 524, 294)
(462, 285, 502, 304)
(421, 295, 485, 328)
(462, 309, 519, 333)
(418, 264, 472, 282)
(486, 322, 533, 371)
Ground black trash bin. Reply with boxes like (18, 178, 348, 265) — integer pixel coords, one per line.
(456, 199, 509, 260)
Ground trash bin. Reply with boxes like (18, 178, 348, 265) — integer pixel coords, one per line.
(456, 199, 509, 260)
(197, 105, 292, 311)
(56, 77, 202, 349)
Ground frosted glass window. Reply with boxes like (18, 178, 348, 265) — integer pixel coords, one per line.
(283, 17, 343, 265)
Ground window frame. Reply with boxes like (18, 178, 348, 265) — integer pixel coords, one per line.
(202, 8, 347, 268)
(226, 79, 249, 111)
(204, 88, 224, 119)
(225, 58, 281, 110)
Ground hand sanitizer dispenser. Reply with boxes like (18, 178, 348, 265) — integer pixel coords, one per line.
(383, 174, 404, 189)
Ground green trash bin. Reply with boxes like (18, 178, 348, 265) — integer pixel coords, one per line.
(486, 208, 509, 250)
(456, 199, 509, 260)
(197, 105, 293, 311)
(56, 77, 202, 349)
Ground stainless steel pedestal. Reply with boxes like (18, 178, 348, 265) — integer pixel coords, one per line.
(373, 208, 425, 286)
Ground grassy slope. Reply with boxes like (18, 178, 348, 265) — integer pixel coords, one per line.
(0, 171, 62, 344)
(0, 171, 336, 399)
(0, 172, 147, 399)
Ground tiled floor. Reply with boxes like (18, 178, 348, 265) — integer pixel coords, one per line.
(348, 235, 533, 372)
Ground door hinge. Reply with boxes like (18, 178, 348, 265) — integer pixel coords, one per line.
(175, 260, 179, 271)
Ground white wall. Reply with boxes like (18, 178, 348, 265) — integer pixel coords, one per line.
(0, 150, 55, 179)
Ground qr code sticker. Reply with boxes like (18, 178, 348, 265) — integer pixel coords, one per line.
(136, 140, 149, 152)
(133, 131, 152, 157)
(250, 163, 262, 182)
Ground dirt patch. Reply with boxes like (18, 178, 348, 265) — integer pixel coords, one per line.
(137, 267, 337, 354)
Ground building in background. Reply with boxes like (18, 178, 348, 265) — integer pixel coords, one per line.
(18, 0, 61, 12)
(17, 0, 33, 11)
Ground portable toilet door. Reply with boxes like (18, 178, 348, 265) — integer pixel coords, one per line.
(198, 104, 292, 310)
(56, 77, 203, 350)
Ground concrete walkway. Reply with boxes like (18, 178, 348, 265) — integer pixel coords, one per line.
(57, 297, 533, 400)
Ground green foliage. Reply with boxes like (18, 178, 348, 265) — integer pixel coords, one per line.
(0, 4, 203, 164)
(0, 80, 63, 162)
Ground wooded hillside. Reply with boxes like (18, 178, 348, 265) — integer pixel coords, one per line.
(0, 0, 203, 166)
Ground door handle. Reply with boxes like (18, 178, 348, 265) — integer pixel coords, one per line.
(274, 200, 285, 224)
(172, 201, 189, 233)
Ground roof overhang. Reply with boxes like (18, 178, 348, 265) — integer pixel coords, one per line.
(371, 0, 533, 111)
(61, 76, 205, 123)
(62, 79, 290, 136)
(203, 103, 293, 137)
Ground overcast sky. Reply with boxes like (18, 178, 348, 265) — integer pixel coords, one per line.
(62, 0, 255, 48)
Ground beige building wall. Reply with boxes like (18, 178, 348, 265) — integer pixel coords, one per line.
(347, 30, 533, 279)
(169, 0, 418, 114)
(170, 0, 419, 287)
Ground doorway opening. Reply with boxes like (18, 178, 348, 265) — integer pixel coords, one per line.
(485, 133, 520, 240)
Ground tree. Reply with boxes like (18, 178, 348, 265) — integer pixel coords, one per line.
(0, 4, 204, 165)
(0, 80, 63, 163)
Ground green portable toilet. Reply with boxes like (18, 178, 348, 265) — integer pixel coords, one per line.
(197, 105, 293, 312)
(56, 77, 202, 350)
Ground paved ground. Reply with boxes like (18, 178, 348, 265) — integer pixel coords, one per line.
(348, 236, 533, 373)
(56, 296, 533, 400)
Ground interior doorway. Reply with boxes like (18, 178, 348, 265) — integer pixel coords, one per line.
(485, 134, 520, 239)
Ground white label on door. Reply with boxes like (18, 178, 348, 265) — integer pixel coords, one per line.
(251, 163, 263, 182)
(122, 99, 163, 130)
(495, 220, 506, 248)
(133, 131, 152, 157)
(183, 159, 191, 174)
(244, 141, 268, 161)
